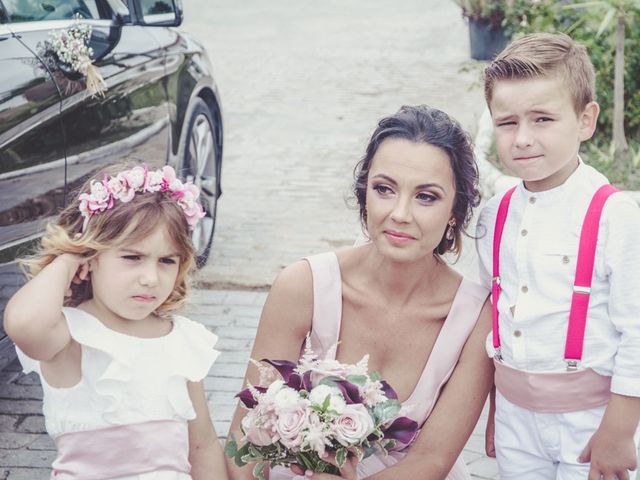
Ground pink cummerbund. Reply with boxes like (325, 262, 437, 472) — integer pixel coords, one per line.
(51, 419, 191, 479)
(494, 360, 611, 413)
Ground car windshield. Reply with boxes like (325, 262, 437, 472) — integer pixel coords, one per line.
(1, 0, 101, 23)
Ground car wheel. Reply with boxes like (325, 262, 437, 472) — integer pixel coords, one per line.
(179, 98, 220, 268)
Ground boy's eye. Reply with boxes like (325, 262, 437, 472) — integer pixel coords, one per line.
(496, 121, 516, 127)
(372, 184, 394, 195)
(122, 255, 140, 261)
(160, 258, 177, 265)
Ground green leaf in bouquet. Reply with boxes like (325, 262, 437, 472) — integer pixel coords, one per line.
(363, 443, 378, 459)
(345, 374, 368, 386)
(336, 448, 348, 468)
(370, 371, 381, 382)
(234, 442, 251, 467)
(224, 437, 238, 458)
(253, 461, 266, 480)
(322, 393, 331, 412)
(382, 439, 397, 455)
(318, 375, 343, 388)
(351, 446, 365, 462)
(373, 399, 402, 423)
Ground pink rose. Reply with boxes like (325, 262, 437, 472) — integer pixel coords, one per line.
(333, 404, 375, 446)
(275, 404, 309, 449)
(241, 409, 273, 447)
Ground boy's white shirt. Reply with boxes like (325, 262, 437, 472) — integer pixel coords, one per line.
(476, 161, 640, 397)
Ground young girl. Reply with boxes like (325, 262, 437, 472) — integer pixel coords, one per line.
(4, 164, 228, 480)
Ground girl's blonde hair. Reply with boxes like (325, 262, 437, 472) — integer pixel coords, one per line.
(23, 163, 197, 314)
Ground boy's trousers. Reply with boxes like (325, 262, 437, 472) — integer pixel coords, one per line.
(494, 391, 640, 480)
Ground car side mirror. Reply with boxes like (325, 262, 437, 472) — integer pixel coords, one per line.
(128, 0, 183, 26)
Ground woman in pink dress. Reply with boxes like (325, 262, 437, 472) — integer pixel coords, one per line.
(227, 105, 493, 480)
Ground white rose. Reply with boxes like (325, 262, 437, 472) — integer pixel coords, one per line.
(273, 387, 301, 410)
(333, 403, 375, 446)
(308, 385, 346, 415)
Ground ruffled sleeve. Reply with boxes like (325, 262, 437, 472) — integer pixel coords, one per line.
(164, 315, 221, 419)
(15, 346, 41, 375)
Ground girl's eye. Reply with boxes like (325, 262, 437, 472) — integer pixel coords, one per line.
(536, 117, 552, 123)
(496, 121, 516, 127)
(372, 184, 394, 195)
(122, 255, 140, 261)
(160, 258, 177, 265)
(416, 192, 438, 203)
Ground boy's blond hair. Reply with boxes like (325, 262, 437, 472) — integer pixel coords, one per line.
(484, 32, 596, 114)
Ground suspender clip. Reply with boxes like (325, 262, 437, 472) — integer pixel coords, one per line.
(566, 360, 579, 371)
(573, 285, 591, 294)
(492, 276, 501, 286)
(494, 347, 502, 361)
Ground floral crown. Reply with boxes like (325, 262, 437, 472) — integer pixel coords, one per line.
(78, 165, 205, 232)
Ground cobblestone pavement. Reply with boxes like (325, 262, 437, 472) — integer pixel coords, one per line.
(186, 0, 486, 288)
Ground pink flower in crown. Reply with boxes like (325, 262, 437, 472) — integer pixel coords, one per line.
(173, 183, 205, 227)
(78, 179, 113, 215)
(161, 165, 183, 192)
(145, 169, 165, 192)
(107, 175, 134, 203)
(122, 166, 146, 190)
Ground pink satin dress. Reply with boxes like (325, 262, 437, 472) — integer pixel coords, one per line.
(270, 252, 488, 479)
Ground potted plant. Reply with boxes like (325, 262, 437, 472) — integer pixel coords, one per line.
(453, 0, 511, 60)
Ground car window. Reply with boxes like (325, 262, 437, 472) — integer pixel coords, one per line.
(2, 0, 103, 23)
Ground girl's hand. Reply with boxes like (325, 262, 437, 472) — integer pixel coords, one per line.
(58, 254, 90, 297)
(290, 453, 358, 479)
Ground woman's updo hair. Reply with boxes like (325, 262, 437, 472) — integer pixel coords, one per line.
(352, 105, 480, 258)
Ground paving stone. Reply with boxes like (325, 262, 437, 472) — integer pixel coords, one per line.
(15, 416, 45, 434)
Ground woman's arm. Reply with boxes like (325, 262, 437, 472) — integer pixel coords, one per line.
(187, 380, 229, 480)
(369, 299, 494, 479)
(4, 254, 88, 361)
(226, 260, 315, 480)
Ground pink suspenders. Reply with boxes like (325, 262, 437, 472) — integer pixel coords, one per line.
(491, 184, 619, 370)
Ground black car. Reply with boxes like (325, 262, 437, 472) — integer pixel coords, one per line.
(0, 0, 223, 369)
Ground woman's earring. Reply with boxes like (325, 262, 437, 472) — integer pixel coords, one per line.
(446, 220, 456, 242)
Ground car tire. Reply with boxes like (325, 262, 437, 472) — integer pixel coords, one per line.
(178, 97, 221, 268)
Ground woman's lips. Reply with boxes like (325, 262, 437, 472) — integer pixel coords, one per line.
(384, 230, 415, 244)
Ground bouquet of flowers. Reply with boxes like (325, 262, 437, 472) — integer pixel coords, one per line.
(40, 15, 107, 98)
(225, 337, 419, 479)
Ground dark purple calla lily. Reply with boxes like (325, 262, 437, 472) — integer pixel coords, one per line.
(236, 386, 267, 408)
(286, 373, 302, 390)
(384, 417, 418, 444)
(380, 380, 398, 400)
(302, 370, 313, 391)
(261, 359, 297, 382)
(333, 379, 363, 405)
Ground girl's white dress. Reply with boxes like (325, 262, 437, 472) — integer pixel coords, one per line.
(17, 307, 220, 480)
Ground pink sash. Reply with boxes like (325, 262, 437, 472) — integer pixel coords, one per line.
(491, 184, 618, 413)
(51, 420, 191, 479)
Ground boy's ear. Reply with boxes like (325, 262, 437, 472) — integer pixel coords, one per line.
(578, 101, 600, 142)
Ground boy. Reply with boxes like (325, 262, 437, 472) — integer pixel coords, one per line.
(476, 32, 640, 479)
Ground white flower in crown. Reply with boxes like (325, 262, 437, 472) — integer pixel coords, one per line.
(122, 166, 146, 190)
(146, 169, 165, 192)
(79, 179, 112, 214)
